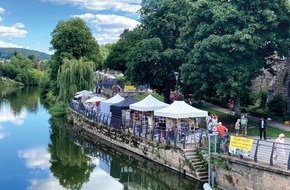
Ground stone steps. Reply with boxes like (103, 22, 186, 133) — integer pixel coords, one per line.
(183, 147, 208, 182)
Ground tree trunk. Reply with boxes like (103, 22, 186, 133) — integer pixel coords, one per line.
(235, 96, 241, 116)
(163, 85, 171, 104)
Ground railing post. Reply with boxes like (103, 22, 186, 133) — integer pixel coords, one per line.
(270, 143, 275, 165)
(254, 140, 260, 162)
(288, 152, 290, 170)
(145, 124, 148, 139)
(174, 131, 177, 147)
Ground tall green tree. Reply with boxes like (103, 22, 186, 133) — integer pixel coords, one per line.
(126, 0, 190, 103)
(57, 58, 94, 102)
(181, 0, 290, 114)
(104, 28, 145, 72)
(49, 18, 100, 94)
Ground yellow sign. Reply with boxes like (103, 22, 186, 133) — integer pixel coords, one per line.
(229, 136, 253, 151)
(124, 85, 136, 91)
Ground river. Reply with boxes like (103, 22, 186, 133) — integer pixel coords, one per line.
(0, 87, 203, 190)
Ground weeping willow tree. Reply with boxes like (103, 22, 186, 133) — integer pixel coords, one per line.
(57, 58, 94, 102)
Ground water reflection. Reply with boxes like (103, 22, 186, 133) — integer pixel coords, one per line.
(48, 117, 95, 190)
(0, 87, 202, 190)
(69, 131, 203, 190)
(17, 147, 51, 170)
(0, 126, 6, 140)
(0, 87, 40, 114)
(0, 103, 27, 125)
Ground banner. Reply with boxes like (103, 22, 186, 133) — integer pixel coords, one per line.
(229, 136, 253, 157)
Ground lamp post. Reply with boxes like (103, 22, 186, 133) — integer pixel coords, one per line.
(174, 71, 179, 90)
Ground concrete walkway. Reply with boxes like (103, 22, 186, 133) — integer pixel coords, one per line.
(201, 101, 290, 132)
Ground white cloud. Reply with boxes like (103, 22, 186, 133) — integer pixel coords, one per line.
(0, 25, 27, 38)
(74, 13, 140, 44)
(12, 22, 25, 28)
(17, 147, 51, 170)
(43, 0, 141, 14)
(0, 17, 3, 22)
(0, 7, 5, 14)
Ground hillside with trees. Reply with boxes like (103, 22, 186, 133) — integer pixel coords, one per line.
(0, 47, 50, 60)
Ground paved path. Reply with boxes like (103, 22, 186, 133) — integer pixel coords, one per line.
(202, 101, 290, 132)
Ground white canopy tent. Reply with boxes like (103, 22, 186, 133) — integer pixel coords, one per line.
(129, 94, 169, 111)
(100, 94, 124, 115)
(85, 96, 107, 103)
(154, 101, 208, 119)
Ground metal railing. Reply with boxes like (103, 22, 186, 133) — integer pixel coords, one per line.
(70, 100, 290, 169)
(70, 100, 204, 149)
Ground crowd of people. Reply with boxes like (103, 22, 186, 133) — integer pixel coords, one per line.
(204, 111, 284, 155)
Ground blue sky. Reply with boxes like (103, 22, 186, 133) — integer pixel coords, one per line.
(0, 0, 141, 54)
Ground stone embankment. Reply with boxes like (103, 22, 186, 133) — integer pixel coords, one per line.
(69, 108, 208, 182)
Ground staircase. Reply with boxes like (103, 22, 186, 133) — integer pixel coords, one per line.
(184, 148, 208, 182)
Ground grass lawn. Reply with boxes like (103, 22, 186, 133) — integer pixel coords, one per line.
(134, 93, 164, 102)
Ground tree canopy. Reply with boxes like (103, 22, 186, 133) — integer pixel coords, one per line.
(49, 18, 100, 95)
(180, 0, 290, 113)
(57, 58, 94, 102)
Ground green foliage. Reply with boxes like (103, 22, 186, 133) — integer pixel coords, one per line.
(39, 72, 51, 97)
(250, 90, 267, 108)
(248, 107, 269, 118)
(57, 58, 94, 102)
(135, 93, 164, 102)
(267, 93, 287, 116)
(104, 28, 145, 72)
(98, 44, 113, 68)
(49, 17, 100, 94)
(1, 63, 20, 79)
(0, 52, 44, 86)
(180, 0, 290, 109)
(49, 101, 68, 117)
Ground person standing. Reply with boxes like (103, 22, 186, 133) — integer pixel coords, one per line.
(207, 119, 214, 134)
(235, 119, 240, 136)
(214, 122, 228, 153)
(273, 133, 285, 164)
(258, 117, 267, 140)
(240, 115, 248, 137)
(205, 112, 212, 129)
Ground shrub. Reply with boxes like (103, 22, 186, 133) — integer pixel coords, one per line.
(250, 90, 267, 108)
(267, 93, 287, 116)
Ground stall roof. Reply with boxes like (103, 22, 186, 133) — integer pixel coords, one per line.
(154, 101, 208, 119)
(129, 94, 168, 111)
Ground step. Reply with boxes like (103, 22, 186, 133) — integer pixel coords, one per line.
(183, 148, 196, 152)
(184, 151, 196, 156)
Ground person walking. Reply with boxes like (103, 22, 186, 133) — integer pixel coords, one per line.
(273, 133, 285, 164)
(240, 115, 248, 137)
(235, 119, 240, 136)
(258, 117, 267, 140)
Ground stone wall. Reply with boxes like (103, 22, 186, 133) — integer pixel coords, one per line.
(69, 108, 205, 181)
(252, 55, 290, 103)
(215, 156, 290, 190)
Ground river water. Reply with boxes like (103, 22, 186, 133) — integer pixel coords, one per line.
(0, 87, 203, 190)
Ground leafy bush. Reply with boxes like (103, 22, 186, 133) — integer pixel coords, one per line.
(248, 107, 269, 118)
(49, 101, 67, 118)
(267, 93, 287, 116)
(250, 90, 267, 108)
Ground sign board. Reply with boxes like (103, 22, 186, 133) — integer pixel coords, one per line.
(229, 136, 253, 157)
